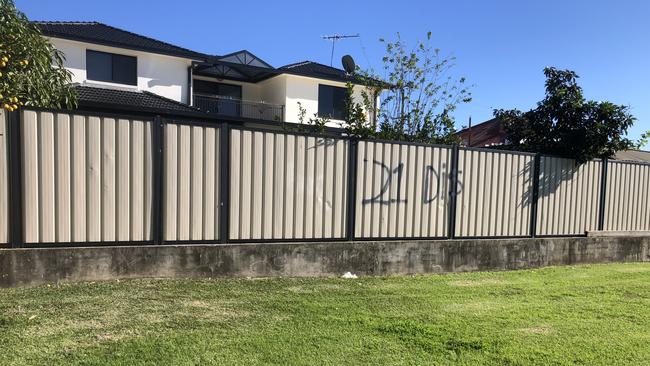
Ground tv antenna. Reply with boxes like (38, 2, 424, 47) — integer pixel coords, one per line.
(322, 33, 359, 66)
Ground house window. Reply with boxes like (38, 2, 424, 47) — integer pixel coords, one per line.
(193, 80, 242, 99)
(86, 50, 137, 86)
(318, 84, 346, 120)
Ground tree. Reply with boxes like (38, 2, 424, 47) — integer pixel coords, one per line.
(637, 131, 649, 150)
(342, 81, 375, 138)
(354, 32, 471, 144)
(494, 67, 635, 163)
(0, 0, 76, 111)
(294, 101, 330, 133)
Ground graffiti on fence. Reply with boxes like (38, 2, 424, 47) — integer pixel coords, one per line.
(362, 159, 463, 205)
(362, 161, 407, 204)
(423, 165, 441, 203)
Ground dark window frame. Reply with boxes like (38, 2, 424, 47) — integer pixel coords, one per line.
(193, 79, 242, 100)
(317, 84, 346, 120)
(86, 49, 137, 86)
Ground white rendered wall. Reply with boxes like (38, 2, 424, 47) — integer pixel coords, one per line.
(257, 76, 287, 106)
(282, 74, 369, 126)
(49, 37, 193, 103)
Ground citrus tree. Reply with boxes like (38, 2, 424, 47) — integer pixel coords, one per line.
(0, 0, 76, 111)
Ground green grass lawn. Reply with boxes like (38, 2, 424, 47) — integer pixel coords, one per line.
(2, 264, 650, 365)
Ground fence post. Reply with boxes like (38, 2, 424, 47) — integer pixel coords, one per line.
(345, 138, 358, 241)
(219, 122, 230, 244)
(529, 154, 541, 237)
(6, 110, 23, 248)
(597, 158, 608, 231)
(151, 115, 164, 245)
(447, 144, 459, 239)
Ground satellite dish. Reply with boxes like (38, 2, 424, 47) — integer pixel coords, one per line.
(342, 55, 356, 74)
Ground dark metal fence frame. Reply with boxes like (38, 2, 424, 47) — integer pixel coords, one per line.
(7, 111, 23, 248)
(1, 107, 635, 249)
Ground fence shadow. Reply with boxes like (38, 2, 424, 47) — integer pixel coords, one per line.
(519, 157, 577, 209)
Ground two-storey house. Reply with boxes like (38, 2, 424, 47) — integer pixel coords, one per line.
(37, 21, 374, 126)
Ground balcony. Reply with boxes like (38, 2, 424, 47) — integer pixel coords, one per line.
(193, 94, 284, 122)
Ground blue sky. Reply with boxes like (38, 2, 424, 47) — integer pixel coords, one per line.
(16, 0, 649, 141)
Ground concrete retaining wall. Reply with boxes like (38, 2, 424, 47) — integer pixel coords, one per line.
(1, 236, 649, 287)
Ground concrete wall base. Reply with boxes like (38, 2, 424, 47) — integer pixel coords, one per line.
(1, 236, 650, 287)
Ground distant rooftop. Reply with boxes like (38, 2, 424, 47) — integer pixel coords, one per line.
(615, 149, 650, 163)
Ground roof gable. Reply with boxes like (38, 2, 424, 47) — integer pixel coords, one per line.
(217, 50, 273, 68)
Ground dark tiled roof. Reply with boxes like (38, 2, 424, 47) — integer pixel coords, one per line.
(280, 61, 362, 84)
(615, 150, 650, 163)
(74, 85, 203, 115)
(457, 118, 507, 147)
(35, 21, 206, 60)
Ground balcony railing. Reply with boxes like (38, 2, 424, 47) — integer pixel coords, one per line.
(193, 94, 284, 122)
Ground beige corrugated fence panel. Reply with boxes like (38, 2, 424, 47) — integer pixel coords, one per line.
(163, 123, 220, 241)
(604, 161, 650, 231)
(21, 110, 153, 244)
(455, 149, 534, 237)
(230, 129, 348, 240)
(536, 157, 602, 236)
(0, 110, 7, 243)
(355, 141, 451, 238)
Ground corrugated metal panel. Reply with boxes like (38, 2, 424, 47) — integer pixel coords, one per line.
(21, 110, 153, 244)
(0, 110, 7, 243)
(230, 129, 348, 240)
(537, 157, 602, 236)
(163, 123, 220, 241)
(355, 141, 450, 238)
(456, 149, 534, 237)
(604, 161, 650, 231)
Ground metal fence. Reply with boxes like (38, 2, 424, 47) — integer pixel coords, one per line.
(230, 129, 349, 240)
(2, 107, 649, 247)
(536, 157, 603, 236)
(455, 148, 534, 238)
(604, 160, 650, 231)
(163, 122, 221, 241)
(354, 141, 451, 239)
(0, 110, 7, 244)
(20, 110, 154, 244)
